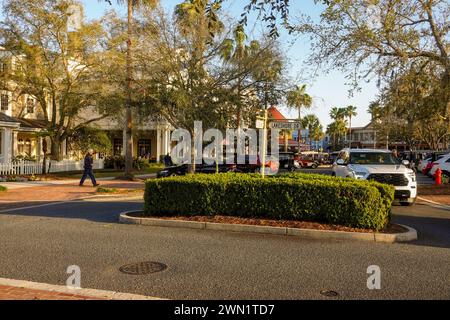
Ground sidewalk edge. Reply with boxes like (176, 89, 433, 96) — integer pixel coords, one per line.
(119, 211, 418, 243)
(0, 278, 165, 300)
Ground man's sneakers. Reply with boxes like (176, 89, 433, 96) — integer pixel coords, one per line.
(94, 183, 100, 187)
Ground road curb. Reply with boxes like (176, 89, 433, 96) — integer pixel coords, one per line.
(119, 211, 418, 243)
(0, 277, 164, 300)
(418, 196, 450, 211)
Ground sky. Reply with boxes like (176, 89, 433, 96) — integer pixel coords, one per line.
(84, 1, 377, 128)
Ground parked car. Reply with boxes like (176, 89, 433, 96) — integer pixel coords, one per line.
(157, 154, 279, 177)
(328, 151, 340, 165)
(332, 148, 417, 206)
(234, 154, 280, 174)
(428, 153, 450, 178)
(418, 157, 433, 173)
(277, 152, 299, 172)
(295, 151, 320, 169)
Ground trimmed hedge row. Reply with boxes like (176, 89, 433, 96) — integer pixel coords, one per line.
(144, 173, 395, 231)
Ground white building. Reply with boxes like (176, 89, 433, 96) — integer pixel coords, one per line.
(0, 49, 172, 164)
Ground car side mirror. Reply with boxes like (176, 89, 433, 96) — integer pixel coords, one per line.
(336, 159, 346, 166)
(402, 160, 410, 166)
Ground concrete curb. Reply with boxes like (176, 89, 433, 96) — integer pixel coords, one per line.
(0, 277, 164, 300)
(418, 196, 450, 211)
(119, 211, 418, 243)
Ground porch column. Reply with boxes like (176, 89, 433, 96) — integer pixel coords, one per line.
(12, 131, 18, 157)
(156, 128, 162, 163)
(121, 129, 126, 156)
(62, 139, 67, 158)
(165, 129, 171, 155)
(37, 137, 43, 161)
(2, 128, 13, 162)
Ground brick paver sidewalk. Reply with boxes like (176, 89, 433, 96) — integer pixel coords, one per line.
(0, 180, 144, 202)
(418, 195, 450, 206)
(0, 285, 102, 300)
(0, 278, 159, 300)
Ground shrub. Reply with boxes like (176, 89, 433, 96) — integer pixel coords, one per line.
(144, 173, 395, 231)
(0, 185, 7, 192)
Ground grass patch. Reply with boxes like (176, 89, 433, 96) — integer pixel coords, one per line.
(0, 185, 7, 192)
(96, 186, 118, 193)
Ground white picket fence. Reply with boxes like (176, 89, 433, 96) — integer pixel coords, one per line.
(0, 159, 104, 175)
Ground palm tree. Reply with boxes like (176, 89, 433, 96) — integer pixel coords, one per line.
(311, 125, 324, 150)
(301, 114, 320, 148)
(345, 105, 358, 146)
(368, 101, 381, 121)
(175, 0, 224, 60)
(329, 106, 346, 120)
(103, 0, 158, 179)
(219, 25, 260, 128)
(326, 119, 347, 150)
(286, 85, 312, 152)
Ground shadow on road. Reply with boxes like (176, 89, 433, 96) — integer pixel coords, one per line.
(0, 199, 144, 223)
(393, 213, 450, 249)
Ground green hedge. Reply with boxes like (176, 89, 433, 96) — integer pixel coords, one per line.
(144, 173, 395, 231)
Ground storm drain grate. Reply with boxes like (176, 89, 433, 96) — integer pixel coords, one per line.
(119, 261, 167, 275)
(320, 290, 339, 297)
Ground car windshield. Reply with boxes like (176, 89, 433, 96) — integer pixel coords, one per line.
(349, 152, 400, 165)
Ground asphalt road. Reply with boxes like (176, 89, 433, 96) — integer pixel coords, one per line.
(0, 196, 449, 300)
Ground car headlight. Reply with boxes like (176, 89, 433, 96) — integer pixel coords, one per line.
(407, 172, 416, 182)
(350, 171, 366, 179)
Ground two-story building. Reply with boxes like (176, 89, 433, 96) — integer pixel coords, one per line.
(0, 46, 172, 164)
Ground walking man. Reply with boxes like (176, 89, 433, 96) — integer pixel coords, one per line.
(79, 149, 100, 187)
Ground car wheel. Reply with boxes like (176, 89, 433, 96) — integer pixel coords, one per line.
(400, 198, 416, 206)
(169, 172, 178, 177)
(311, 164, 318, 169)
(254, 168, 261, 173)
(331, 172, 336, 177)
(289, 166, 296, 172)
(400, 201, 414, 206)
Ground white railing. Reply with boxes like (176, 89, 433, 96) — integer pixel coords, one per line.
(0, 159, 104, 175)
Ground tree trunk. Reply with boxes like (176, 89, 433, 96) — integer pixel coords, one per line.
(124, 0, 134, 179)
(41, 138, 47, 175)
(348, 116, 352, 147)
(50, 136, 62, 161)
(297, 106, 302, 152)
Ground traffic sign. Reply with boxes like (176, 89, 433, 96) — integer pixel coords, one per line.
(269, 121, 302, 130)
(255, 119, 265, 129)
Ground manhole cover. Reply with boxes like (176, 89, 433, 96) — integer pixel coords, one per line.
(119, 261, 167, 275)
(320, 290, 339, 297)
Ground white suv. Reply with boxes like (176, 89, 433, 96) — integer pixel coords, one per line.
(332, 149, 417, 206)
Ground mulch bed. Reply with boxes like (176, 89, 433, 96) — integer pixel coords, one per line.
(130, 213, 407, 234)
(418, 184, 450, 196)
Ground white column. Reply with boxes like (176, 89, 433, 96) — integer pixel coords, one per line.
(37, 137, 43, 161)
(162, 129, 168, 156)
(121, 129, 126, 156)
(2, 128, 12, 162)
(156, 128, 161, 163)
(62, 139, 67, 158)
(165, 130, 171, 154)
(0, 129, 4, 162)
(12, 131, 18, 157)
